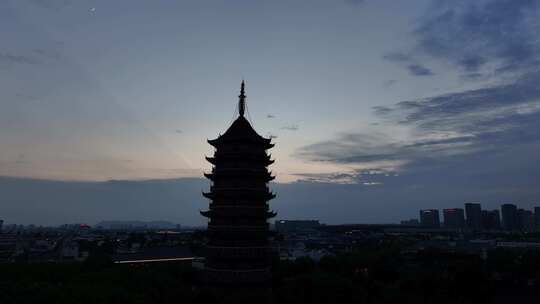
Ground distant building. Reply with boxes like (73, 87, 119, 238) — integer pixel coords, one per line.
(0, 220, 3, 233)
(275, 220, 320, 232)
(481, 210, 501, 230)
(0, 233, 16, 262)
(518, 209, 535, 232)
(501, 204, 519, 231)
(400, 219, 420, 226)
(465, 203, 482, 230)
(420, 209, 440, 227)
(62, 241, 80, 260)
(443, 208, 465, 229)
(96, 221, 178, 230)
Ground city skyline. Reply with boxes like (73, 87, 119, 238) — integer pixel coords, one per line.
(2, 0, 540, 225)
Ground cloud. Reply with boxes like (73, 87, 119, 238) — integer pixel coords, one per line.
(383, 52, 411, 63)
(3, 169, 540, 226)
(382, 1, 540, 79)
(362, 182, 382, 186)
(15, 93, 39, 102)
(412, 0, 539, 78)
(293, 172, 358, 184)
(0, 53, 39, 65)
(32, 49, 62, 61)
(297, 132, 399, 164)
(0, 48, 63, 68)
(407, 64, 434, 76)
(281, 124, 299, 131)
(293, 169, 395, 185)
(382, 53, 434, 77)
(297, 131, 477, 165)
(376, 72, 540, 132)
(27, 0, 72, 10)
(383, 80, 397, 88)
(372, 106, 393, 116)
(296, 67, 540, 190)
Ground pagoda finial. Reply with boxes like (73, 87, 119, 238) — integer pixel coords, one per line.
(239, 80, 246, 117)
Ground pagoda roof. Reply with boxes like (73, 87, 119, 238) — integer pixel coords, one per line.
(208, 116, 272, 147)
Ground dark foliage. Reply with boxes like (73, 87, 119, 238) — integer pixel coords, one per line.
(2, 244, 540, 304)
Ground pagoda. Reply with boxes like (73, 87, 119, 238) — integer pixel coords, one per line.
(201, 81, 277, 286)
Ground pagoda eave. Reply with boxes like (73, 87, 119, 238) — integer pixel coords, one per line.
(204, 172, 275, 182)
(203, 191, 276, 201)
(200, 210, 277, 219)
(208, 138, 274, 150)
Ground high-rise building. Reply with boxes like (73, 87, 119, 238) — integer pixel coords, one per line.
(0, 219, 3, 233)
(420, 209, 440, 227)
(201, 82, 276, 286)
(518, 209, 535, 232)
(535, 207, 540, 232)
(443, 208, 465, 229)
(501, 204, 518, 231)
(465, 203, 482, 230)
(481, 210, 501, 230)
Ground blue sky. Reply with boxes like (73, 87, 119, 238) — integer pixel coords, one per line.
(1, 0, 540, 225)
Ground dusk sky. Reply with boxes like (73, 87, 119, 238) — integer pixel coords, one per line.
(2, 0, 540, 226)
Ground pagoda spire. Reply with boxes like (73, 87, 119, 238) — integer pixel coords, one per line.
(239, 80, 246, 117)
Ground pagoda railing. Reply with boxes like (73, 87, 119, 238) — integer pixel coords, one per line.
(209, 167, 270, 174)
(209, 186, 271, 192)
(209, 205, 269, 209)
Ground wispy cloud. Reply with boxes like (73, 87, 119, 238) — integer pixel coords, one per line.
(281, 124, 299, 131)
(383, 80, 397, 88)
(388, 0, 540, 79)
(383, 52, 411, 63)
(27, 0, 72, 10)
(407, 64, 434, 76)
(0, 53, 39, 65)
(382, 53, 433, 77)
(293, 168, 397, 185)
(297, 67, 540, 185)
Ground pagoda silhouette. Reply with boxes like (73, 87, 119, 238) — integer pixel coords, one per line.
(201, 81, 277, 286)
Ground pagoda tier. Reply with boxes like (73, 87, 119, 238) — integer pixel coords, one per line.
(206, 116, 274, 149)
(201, 81, 276, 287)
(208, 137, 274, 150)
(202, 189, 276, 201)
(204, 171, 275, 182)
(200, 206, 277, 219)
(205, 155, 275, 166)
